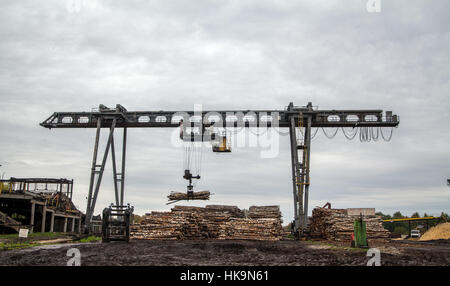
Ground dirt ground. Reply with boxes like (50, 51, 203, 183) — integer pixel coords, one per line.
(0, 239, 449, 266)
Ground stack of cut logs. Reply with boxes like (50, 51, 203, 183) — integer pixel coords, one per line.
(205, 205, 245, 218)
(222, 205, 283, 240)
(131, 205, 283, 241)
(248, 206, 282, 220)
(130, 211, 187, 240)
(309, 207, 390, 241)
(218, 218, 282, 241)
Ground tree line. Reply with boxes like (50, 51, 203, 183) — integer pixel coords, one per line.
(376, 211, 449, 235)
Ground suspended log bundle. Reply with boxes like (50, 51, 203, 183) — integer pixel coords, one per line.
(131, 205, 283, 241)
(167, 191, 210, 202)
(309, 207, 390, 241)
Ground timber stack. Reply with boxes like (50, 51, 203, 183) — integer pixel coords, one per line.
(309, 207, 390, 241)
(218, 218, 282, 241)
(249, 206, 282, 221)
(205, 205, 245, 218)
(131, 205, 283, 241)
(130, 211, 186, 240)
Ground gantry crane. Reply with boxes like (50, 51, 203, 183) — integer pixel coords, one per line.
(40, 102, 399, 235)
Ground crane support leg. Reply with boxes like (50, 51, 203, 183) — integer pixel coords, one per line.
(302, 115, 312, 229)
(111, 128, 127, 210)
(120, 128, 127, 206)
(86, 118, 102, 231)
(85, 118, 120, 231)
(288, 102, 312, 236)
(111, 134, 120, 206)
(289, 116, 301, 232)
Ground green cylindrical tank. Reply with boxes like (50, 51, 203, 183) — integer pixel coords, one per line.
(354, 219, 368, 248)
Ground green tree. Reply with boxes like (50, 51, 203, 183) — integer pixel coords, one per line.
(393, 211, 404, 219)
(411, 212, 420, 218)
(393, 226, 408, 235)
(440, 212, 449, 222)
(376, 212, 394, 232)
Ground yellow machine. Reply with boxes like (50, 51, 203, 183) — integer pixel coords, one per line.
(212, 135, 231, 152)
(0, 182, 12, 194)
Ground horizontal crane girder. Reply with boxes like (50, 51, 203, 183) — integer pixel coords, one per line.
(40, 104, 399, 129)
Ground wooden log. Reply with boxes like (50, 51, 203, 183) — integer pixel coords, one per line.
(167, 191, 210, 201)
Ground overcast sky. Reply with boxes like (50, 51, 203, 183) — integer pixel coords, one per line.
(0, 0, 449, 223)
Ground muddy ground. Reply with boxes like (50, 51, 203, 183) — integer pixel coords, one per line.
(0, 239, 449, 266)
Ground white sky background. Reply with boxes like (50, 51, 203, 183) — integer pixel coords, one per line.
(0, 0, 449, 223)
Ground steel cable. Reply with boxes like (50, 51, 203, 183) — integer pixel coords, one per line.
(321, 127, 339, 139)
(274, 127, 290, 136)
(249, 127, 268, 136)
(359, 127, 371, 142)
(380, 127, 394, 141)
(311, 127, 319, 140)
(341, 127, 358, 140)
(371, 127, 380, 142)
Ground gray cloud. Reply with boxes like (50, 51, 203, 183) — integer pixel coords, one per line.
(1, 0, 449, 223)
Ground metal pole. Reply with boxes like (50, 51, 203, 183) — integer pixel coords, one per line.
(120, 127, 127, 206)
(289, 114, 300, 231)
(303, 115, 312, 229)
(88, 119, 117, 224)
(295, 117, 304, 231)
(86, 118, 102, 229)
(111, 134, 120, 206)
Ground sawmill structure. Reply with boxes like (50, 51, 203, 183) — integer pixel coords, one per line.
(0, 178, 82, 233)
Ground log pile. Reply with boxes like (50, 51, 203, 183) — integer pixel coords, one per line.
(218, 218, 283, 241)
(131, 205, 283, 241)
(309, 207, 390, 241)
(205, 205, 245, 218)
(171, 205, 207, 213)
(170, 205, 245, 218)
(130, 211, 187, 240)
(170, 205, 238, 238)
(249, 206, 282, 220)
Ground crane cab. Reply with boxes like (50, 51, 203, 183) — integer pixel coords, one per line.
(212, 134, 231, 153)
